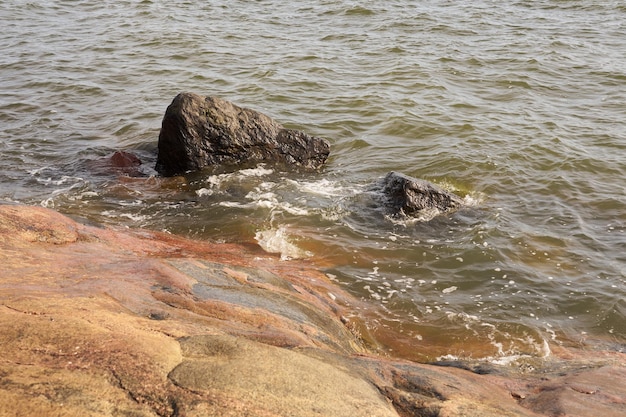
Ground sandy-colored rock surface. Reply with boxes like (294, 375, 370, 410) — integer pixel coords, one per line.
(1, 205, 624, 416)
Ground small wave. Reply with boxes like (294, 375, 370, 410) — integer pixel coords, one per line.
(288, 178, 346, 197)
(202, 164, 274, 190)
(219, 189, 310, 217)
(436, 353, 538, 368)
(462, 191, 485, 207)
(343, 6, 376, 16)
(100, 210, 149, 223)
(39, 179, 90, 208)
(441, 311, 551, 363)
(31, 168, 84, 187)
(385, 207, 442, 225)
(255, 227, 312, 260)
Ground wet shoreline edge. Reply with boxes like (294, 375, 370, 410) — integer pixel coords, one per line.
(1, 204, 624, 416)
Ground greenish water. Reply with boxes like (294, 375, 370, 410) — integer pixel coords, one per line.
(1, 0, 625, 364)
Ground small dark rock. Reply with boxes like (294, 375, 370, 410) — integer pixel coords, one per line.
(155, 93, 330, 176)
(380, 171, 463, 217)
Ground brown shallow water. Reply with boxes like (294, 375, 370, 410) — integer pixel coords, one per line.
(1, 0, 625, 365)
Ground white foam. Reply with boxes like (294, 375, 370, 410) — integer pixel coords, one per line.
(39, 180, 88, 207)
(320, 206, 347, 221)
(488, 354, 530, 366)
(205, 174, 225, 187)
(386, 207, 442, 225)
(245, 190, 277, 202)
(368, 266, 380, 276)
(196, 188, 214, 197)
(28, 166, 49, 176)
(293, 178, 346, 197)
(100, 210, 148, 222)
(255, 227, 312, 261)
(35, 174, 84, 187)
(281, 203, 309, 216)
(219, 201, 248, 208)
(462, 191, 485, 206)
(249, 187, 310, 216)
(238, 166, 274, 177)
(118, 199, 144, 207)
(202, 165, 273, 191)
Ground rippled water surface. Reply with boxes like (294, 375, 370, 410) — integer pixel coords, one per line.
(2, 0, 625, 363)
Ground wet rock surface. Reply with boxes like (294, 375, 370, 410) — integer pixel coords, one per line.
(518, 366, 626, 417)
(156, 93, 330, 176)
(1, 205, 624, 416)
(379, 171, 464, 218)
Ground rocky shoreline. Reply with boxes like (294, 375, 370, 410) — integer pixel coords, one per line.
(1, 204, 624, 416)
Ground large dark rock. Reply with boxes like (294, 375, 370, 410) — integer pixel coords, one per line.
(380, 171, 463, 217)
(156, 93, 330, 176)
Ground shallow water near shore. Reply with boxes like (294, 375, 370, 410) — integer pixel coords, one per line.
(1, 0, 625, 364)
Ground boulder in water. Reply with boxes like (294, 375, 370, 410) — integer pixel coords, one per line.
(380, 171, 463, 217)
(110, 150, 141, 169)
(155, 93, 330, 176)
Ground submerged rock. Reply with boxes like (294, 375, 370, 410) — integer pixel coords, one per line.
(85, 150, 144, 177)
(110, 150, 141, 169)
(380, 171, 463, 217)
(155, 93, 330, 176)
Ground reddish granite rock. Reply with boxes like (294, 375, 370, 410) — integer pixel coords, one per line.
(0, 205, 78, 244)
(86, 150, 143, 177)
(0, 205, 624, 417)
(110, 150, 141, 168)
(518, 366, 626, 417)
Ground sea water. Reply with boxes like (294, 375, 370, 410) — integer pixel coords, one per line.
(1, 0, 624, 364)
